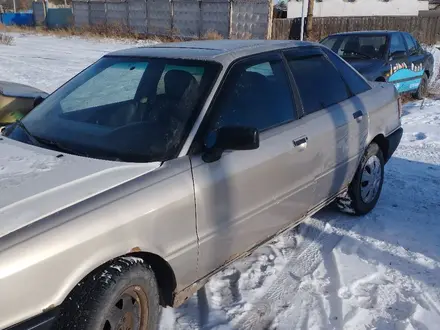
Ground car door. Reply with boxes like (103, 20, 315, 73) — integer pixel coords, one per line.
(189, 53, 320, 276)
(386, 32, 414, 93)
(284, 47, 368, 206)
(402, 32, 426, 91)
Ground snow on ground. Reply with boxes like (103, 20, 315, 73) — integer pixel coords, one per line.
(1, 33, 440, 329)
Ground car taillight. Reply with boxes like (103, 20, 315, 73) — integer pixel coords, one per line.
(397, 97, 403, 118)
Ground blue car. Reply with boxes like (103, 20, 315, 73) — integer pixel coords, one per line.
(320, 31, 434, 99)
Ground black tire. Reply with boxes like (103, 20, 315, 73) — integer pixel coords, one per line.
(336, 143, 385, 216)
(413, 72, 428, 100)
(54, 257, 161, 330)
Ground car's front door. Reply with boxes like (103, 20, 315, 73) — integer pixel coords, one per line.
(189, 53, 320, 276)
(386, 32, 416, 93)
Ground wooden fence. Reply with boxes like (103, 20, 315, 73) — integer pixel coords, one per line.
(272, 16, 440, 45)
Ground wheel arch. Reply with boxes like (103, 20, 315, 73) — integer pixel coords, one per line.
(375, 76, 386, 82)
(58, 249, 178, 310)
(371, 134, 390, 163)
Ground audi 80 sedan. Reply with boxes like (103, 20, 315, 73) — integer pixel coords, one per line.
(0, 40, 402, 330)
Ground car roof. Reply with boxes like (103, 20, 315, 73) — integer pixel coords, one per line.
(106, 39, 317, 65)
(326, 30, 399, 37)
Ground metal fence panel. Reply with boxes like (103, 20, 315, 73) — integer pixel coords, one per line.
(230, 0, 270, 39)
(1, 13, 34, 26)
(89, 1, 106, 26)
(147, 0, 171, 35)
(33, 1, 46, 26)
(73, 1, 90, 27)
(128, 0, 147, 33)
(47, 8, 74, 28)
(200, 0, 229, 38)
(173, 1, 200, 38)
(106, 1, 128, 26)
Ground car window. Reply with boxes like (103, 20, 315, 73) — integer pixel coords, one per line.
(208, 57, 296, 133)
(286, 53, 351, 115)
(321, 35, 387, 59)
(61, 62, 148, 112)
(403, 33, 417, 55)
(323, 48, 371, 95)
(389, 33, 407, 56)
(14, 57, 220, 163)
(157, 65, 204, 95)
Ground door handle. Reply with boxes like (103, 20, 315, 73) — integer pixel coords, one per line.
(353, 110, 363, 120)
(293, 136, 308, 148)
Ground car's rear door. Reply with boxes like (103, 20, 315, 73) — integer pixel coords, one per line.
(189, 52, 320, 276)
(284, 47, 370, 206)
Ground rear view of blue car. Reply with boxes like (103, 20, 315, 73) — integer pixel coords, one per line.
(320, 31, 434, 99)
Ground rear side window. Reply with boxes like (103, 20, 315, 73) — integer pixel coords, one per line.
(286, 52, 350, 115)
(403, 33, 417, 55)
(323, 48, 371, 95)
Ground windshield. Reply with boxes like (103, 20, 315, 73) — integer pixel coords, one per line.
(3, 56, 221, 162)
(321, 34, 388, 60)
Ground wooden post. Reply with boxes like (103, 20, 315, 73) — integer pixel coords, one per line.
(306, 0, 314, 39)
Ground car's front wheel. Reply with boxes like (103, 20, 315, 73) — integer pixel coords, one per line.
(336, 142, 385, 215)
(54, 257, 161, 330)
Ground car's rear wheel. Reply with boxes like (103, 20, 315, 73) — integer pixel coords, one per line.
(336, 142, 384, 215)
(54, 257, 161, 330)
(413, 72, 428, 100)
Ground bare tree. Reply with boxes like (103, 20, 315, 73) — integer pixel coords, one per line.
(306, 0, 315, 39)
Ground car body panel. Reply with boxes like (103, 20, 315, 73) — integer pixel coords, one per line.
(0, 155, 198, 329)
(0, 40, 402, 329)
(0, 81, 48, 125)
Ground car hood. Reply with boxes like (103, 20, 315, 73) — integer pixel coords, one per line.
(0, 138, 160, 239)
(343, 58, 383, 74)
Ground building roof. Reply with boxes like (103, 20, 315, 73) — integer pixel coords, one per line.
(106, 39, 316, 64)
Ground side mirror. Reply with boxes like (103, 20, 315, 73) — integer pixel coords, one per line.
(389, 50, 406, 61)
(202, 126, 259, 163)
(33, 95, 45, 108)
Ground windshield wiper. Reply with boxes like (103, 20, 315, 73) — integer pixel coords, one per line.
(341, 49, 373, 59)
(34, 136, 88, 157)
(14, 119, 42, 147)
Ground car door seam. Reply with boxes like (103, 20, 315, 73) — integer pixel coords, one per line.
(188, 156, 201, 274)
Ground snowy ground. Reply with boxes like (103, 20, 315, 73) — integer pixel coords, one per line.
(1, 33, 440, 330)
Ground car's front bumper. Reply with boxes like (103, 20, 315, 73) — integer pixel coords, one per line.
(386, 127, 403, 162)
(5, 308, 58, 330)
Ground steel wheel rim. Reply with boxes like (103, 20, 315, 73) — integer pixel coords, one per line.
(360, 155, 382, 204)
(103, 286, 149, 330)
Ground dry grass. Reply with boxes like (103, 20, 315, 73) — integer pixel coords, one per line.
(0, 33, 14, 45)
(0, 23, 226, 43)
(201, 30, 224, 40)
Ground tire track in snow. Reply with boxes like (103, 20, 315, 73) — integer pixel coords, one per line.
(233, 212, 357, 330)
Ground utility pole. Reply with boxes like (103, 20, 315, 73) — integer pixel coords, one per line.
(13, 0, 16, 13)
(306, 0, 314, 40)
(300, 0, 305, 41)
